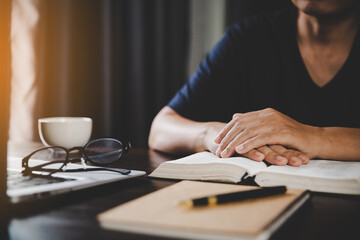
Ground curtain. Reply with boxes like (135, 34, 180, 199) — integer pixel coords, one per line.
(9, 0, 39, 143)
(187, 0, 226, 77)
(21, 0, 190, 148)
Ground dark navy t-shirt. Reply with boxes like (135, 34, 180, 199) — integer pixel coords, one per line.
(168, 9, 360, 128)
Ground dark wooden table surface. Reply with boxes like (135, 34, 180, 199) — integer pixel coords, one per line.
(2, 143, 360, 240)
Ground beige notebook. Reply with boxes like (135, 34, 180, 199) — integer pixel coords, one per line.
(98, 181, 310, 240)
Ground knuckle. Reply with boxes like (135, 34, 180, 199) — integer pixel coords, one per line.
(232, 113, 242, 119)
(242, 127, 251, 136)
(217, 131, 224, 138)
(265, 153, 279, 163)
(265, 107, 275, 113)
(257, 147, 269, 155)
(265, 108, 281, 118)
(219, 141, 227, 150)
(217, 133, 225, 141)
(281, 150, 291, 156)
(266, 151, 277, 159)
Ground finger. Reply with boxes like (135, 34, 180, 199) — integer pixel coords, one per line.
(218, 123, 246, 157)
(223, 124, 273, 157)
(214, 120, 236, 145)
(242, 149, 265, 162)
(219, 124, 255, 158)
(298, 154, 310, 164)
(215, 120, 240, 157)
(219, 120, 269, 158)
(269, 145, 302, 167)
(269, 145, 309, 165)
(256, 146, 288, 166)
(235, 132, 292, 155)
(269, 145, 301, 167)
(219, 132, 244, 158)
(214, 113, 243, 144)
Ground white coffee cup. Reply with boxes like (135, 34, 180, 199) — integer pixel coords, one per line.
(38, 117, 93, 149)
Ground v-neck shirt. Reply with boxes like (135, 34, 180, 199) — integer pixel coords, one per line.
(168, 8, 360, 128)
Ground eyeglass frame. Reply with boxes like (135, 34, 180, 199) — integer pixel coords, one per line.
(21, 138, 131, 176)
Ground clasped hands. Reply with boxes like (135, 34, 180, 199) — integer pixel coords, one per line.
(212, 108, 317, 167)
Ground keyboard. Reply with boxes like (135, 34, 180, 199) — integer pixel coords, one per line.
(7, 170, 74, 190)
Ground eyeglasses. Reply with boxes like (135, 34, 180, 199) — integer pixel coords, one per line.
(21, 138, 131, 176)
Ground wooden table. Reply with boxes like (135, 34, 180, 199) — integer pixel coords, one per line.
(2, 143, 360, 240)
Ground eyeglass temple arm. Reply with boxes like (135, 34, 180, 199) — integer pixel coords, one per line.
(62, 167, 130, 175)
(24, 166, 131, 175)
(21, 159, 70, 175)
(124, 142, 131, 153)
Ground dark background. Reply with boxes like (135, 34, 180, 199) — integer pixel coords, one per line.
(32, 0, 293, 148)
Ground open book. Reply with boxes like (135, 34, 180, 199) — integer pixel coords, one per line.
(149, 151, 360, 195)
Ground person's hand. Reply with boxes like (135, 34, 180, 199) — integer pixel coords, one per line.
(204, 120, 309, 166)
(242, 145, 309, 166)
(214, 108, 316, 165)
(203, 122, 226, 154)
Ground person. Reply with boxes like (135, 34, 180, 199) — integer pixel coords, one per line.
(148, 0, 360, 167)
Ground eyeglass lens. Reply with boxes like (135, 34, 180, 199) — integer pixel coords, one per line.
(27, 147, 67, 168)
(83, 139, 124, 165)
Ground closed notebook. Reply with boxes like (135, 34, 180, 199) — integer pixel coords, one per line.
(98, 180, 310, 240)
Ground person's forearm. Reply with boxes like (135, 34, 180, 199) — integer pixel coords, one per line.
(148, 107, 214, 154)
(313, 127, 360, 160)
(149, 107, 313, 166)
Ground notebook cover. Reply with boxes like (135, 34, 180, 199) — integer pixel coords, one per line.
(98, 181, 309, 240)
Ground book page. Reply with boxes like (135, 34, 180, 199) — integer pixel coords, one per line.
(260, 160, 360, 179)
(255, 160, 360, 194)
(167, 151, 268, 176)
